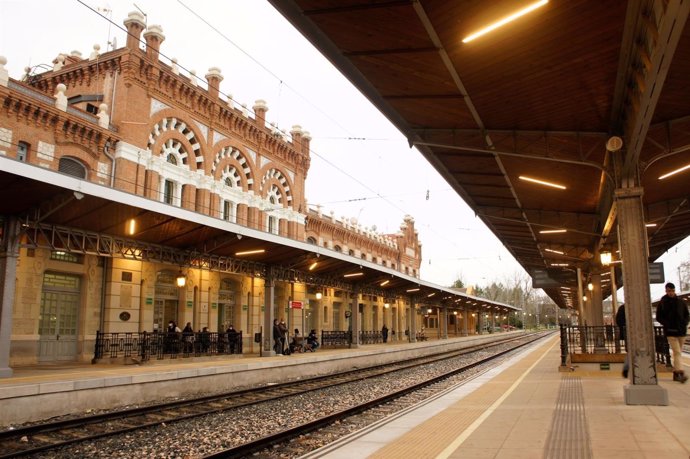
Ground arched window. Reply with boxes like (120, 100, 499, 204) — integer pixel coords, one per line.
(307, 237, 317, 245)
(167, 153, 177, 165)
(334, 245, 342, 253)
(58, 157, 87, 179)
(349, 249, 355, 256)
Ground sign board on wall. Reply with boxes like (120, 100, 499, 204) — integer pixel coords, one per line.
(289, 301, 304, 309)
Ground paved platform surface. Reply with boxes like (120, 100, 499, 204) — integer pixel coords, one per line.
(0, 333, 507, 426)
(312, 336, 690, 459)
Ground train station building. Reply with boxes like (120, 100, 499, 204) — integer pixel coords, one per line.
(0, 12, 518, 373)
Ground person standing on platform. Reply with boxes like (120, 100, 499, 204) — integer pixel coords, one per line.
(381, 324, 389, 343)
(615, 304, 629, 378)
(278, 318, 288, 354)
(656, 282, 689, 383)
(226, 324, 238, 354)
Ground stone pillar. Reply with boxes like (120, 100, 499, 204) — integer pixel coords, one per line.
(463, 306, 469, 336)
(181, 184, 196, 211)
(577, 267, 585, 324)
(350, 285, 360, 348)
(586, 275, 604, 327)
(616, 187, 667, 405)
(408, 297, 417, 342)
(195, 188, 210, 215)
(262, 275, 275, 356)
(0, 218, 19, 377)
(441, 306, 448, 339)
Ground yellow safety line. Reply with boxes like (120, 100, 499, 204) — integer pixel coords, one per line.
(435, 338, 558, 459)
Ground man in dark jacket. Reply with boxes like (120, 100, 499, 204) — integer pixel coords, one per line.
(615, 304, 629, 378)
(656, 282, 689, 383)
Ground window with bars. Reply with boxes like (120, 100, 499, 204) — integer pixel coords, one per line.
(17, 141, 29, 162)
(163, 180, 175, 205)
(58, 157, 87, 178)
(50, 251, 82, 264)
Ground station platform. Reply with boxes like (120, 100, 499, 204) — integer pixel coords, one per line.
(311, 335, 690, 459)
(0, 332, 508, 426)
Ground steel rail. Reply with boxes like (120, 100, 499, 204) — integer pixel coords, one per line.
(0, 333, 538, 458)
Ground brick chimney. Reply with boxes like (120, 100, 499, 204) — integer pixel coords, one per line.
(123, 11, 146, 50)
(290, 125, 303, 148)
(143, 25, 165, 62)
(253, 100, 268, 127)
(302, 130, 312, 154)
(205, 67, 223, 99)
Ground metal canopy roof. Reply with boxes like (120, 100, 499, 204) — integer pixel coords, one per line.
(268, 0, 690, 308)
(0, 157, 515, 312)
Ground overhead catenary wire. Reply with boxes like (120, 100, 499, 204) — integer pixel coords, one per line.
(71, 0, 497, 264)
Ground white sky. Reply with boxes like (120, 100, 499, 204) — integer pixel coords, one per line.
(1, 0, 688, 295)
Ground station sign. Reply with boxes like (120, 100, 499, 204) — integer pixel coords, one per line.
(289, 301, 304, 309)
(648, 262, 665, 284)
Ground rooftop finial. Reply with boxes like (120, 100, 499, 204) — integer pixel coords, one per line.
(89, 44, 101, 61)
(0, 56, 8, 87)
(54, 83, 67, 111)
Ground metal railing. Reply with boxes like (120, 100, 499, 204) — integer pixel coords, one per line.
(320, 330, 351, 347)
(559, 325, 671, 367)
(94, 331, 243, 362)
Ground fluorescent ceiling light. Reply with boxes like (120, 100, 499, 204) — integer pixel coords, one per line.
(344, 272, 364, 278)
(127, 218, 136, 235)
(519, 175, 566, 190)
(462, 0, 549, 43)
(406, 288, 420, 292)
(380, 280, 390, 286)
(658, 163, 690, 180)
(544, 248, 564, 255)
(540, 229, 567, 234)
(550, 263, 568, 267)
(308, 262, 318, 271)
(427, 292, 436, 297)
(645, 223, 657, 227)
(235, 249, 265, 256)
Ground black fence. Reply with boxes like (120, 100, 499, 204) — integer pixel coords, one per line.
(320, 330, 351, 347)
(559, 325, 672, 367)
(94, 330, 243, 362)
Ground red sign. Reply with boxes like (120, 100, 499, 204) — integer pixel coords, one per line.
(289, 301, 303, 309)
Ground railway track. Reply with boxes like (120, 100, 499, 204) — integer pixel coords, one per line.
(0, 333, 543, 458)
(202, 332, 550, 458)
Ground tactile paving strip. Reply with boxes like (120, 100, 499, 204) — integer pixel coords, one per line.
(544, 376, 592, 459)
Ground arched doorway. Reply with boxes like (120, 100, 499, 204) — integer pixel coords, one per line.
(154, 270, 179, 331)
(218, 277, 240, 331)
(39, 272, 81, 361)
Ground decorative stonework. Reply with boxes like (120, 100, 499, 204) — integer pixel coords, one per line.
(212, 130, 227, 145)
(147, 117, 203, 168)
(212, 146, 253, 189)
(97, 161, 110, 182)
(150, 98, 171, 117)
(261, 168, 292, 204)
(37, 141, 55, 161)
(0, 127, 12, 152)
(192, 120, 208, 141)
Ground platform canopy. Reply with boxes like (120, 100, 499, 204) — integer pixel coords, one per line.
(268, 0, 690, 308)
(0, 158, 516, 313)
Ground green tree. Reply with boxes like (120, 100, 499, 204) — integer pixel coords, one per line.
(450, 278, 465, 289)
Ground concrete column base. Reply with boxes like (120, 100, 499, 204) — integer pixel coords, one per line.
(624, 384, 668, 405)
(0, 367, 13, 378)
(349, 343, 360, 349)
